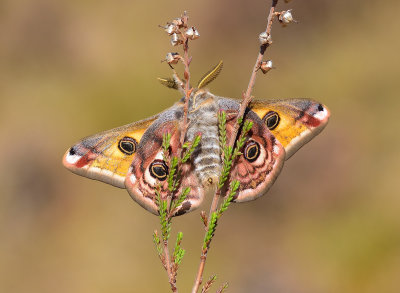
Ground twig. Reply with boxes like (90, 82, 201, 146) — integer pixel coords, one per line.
(227, 0, 278, 148)
(163, 21, 193, 290)
(163, 241, 177, 292)
(180, 13, 192, 148)
(215, 282, 229, 293)
(191, 189, 220, 293)
(157, 12, 198, 293)
(191, 1, 279, 292)
(201, 275, 217, 293)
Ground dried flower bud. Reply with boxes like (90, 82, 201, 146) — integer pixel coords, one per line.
(172, 17, 184, 28)
(165, 52, 181, 64)
(278, 10, 296, 25)
(185, 26, 200, 40)
(164, 24, 176, 35)
(259, 31, 272, 45)
(170, 33, 182, 46)
(260, 60, 273, 74)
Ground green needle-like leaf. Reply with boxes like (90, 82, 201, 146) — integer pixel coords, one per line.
(203, 212, 218, 249)
(156, 189, 171, 241)
(182, 134, 202, 163)
(218, 180, 240, 216)
(171, 187, 190, 212)
(167, 156, 179, 192)
(218, 111, 227, 151)
(153, 230, 163, 256)
(173, 232, 185, 265)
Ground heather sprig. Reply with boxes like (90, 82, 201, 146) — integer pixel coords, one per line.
(154, 130, 201, 291)
(201, 275, 217, 293)
(182, 134, 202, 163)
(173, 232, 185, 265)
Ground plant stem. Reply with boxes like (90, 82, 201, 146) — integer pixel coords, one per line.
(192, 254, 207, 293)
(160, 14, 193, 293)
(180, 21, 192, 147)
(191, 187, 220, 293)
(227, 0, 278, 148)
(191, 1, 279, 292)
(208, 190, 221, 220)
(163, 240, 177, 292)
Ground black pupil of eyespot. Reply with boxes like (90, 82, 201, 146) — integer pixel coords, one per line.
(264, 111, 280, 130)
(150, 161, 168, 181)
(118, 137, 136, 155)
(317, 104, 324, 112)
(247, 146, 258, 158)
(244, 141, 260, 162)
(121, 141, 134, 153)
(153, 166, 166, 177)
(267, 114, 278, 129)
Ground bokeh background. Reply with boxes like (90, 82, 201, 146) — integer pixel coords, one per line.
(1, 0, 400, 292)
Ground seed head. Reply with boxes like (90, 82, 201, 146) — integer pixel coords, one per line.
(259, 31, 272, 45)
(172, 17, 184, 28)
(164, 24, 176, 35)
(171, 33, 183, 46)
(260, 60, 274, 74)
(185, 26, 200, 40)
(165, 52, 181, 64)
(278, 10, 296, 26)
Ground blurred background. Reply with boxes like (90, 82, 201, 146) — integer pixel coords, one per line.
(1, 0, 399, 292)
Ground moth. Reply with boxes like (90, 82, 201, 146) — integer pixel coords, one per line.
(63, 62, 330, 216)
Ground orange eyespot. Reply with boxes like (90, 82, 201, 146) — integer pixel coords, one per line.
(263, 111, 280, 130)
(244, 141, 260, 162)
(118, 137, 137, 155)
(149, 160, 169, 181)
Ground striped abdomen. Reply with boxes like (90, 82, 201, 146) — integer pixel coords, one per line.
(186, 92, 221, 187)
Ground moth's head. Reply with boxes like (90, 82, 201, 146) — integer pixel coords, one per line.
(252, 99, 330, 159)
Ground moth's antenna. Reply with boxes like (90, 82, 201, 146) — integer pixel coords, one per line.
(157, 68, 186, 94)
(157, 77, 180, 90)
(197, 60, 223, 89)
(159, 61, 223, 92)
(172, 71, 186, 94)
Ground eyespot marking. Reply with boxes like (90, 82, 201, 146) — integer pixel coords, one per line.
(263, 111, 280, 130)
(313, 104, 329, 122)
(118, 136, 137, 155)
(149, 160, 169, 181)
(244, 141, 260, 162)
(65, 147, 81, 164)
(69, 147, 76, 156)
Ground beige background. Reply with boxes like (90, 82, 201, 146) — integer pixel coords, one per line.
(1, 0, 399, 292)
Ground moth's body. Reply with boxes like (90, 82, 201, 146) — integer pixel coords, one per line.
(63, 88, 330, 216)
(185, 90, 221, 187)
